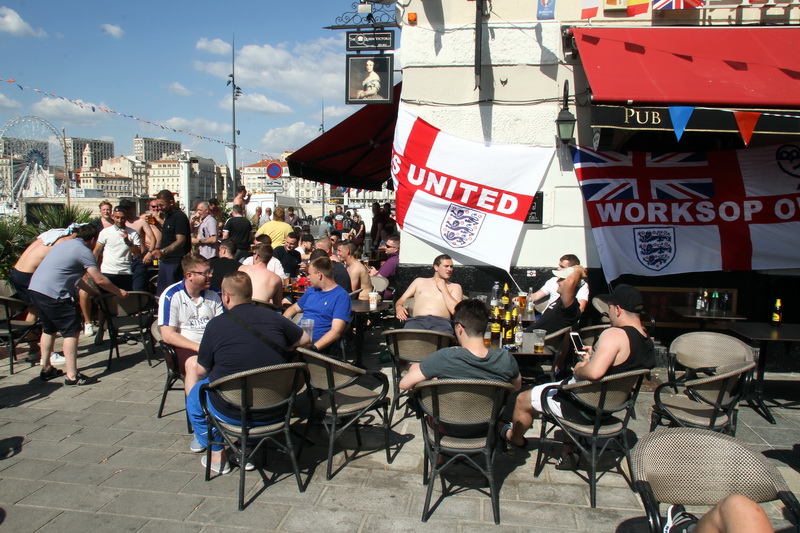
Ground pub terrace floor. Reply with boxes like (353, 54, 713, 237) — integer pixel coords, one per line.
(1, 330, 798, 532)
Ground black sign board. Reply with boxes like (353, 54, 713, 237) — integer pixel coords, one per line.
(346, 31, 395, 51)
(525, 191, 544, 224)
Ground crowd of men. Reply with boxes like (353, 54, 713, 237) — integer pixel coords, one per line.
(9, 189, 665, 481)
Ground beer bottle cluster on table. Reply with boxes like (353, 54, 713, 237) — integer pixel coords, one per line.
(485, 282, 527, 349)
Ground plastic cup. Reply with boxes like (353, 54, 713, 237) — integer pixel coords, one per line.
(300, 318, 315, 340)
(533, 329, 546, 355)
(369, 292, 379, 310)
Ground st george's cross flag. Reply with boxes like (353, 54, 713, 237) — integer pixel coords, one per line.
(391, 105, 554, 270)
(573, 144, 800, 281)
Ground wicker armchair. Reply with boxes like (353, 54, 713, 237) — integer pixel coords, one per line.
(651, 360, 755, 435)
(199, 363, 308, 510)
(381, 329, 456, 424)
(632, 427, 800, 533)
(297, 347, 391, 480)
(667, 331, 754, 386)
(0, 295, 40, 374)
(534, 368, 651, 508)
(412, 379, 515, 524)
(97, 291, 156, 370)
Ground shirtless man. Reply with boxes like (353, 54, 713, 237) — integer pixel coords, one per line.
(337, 241, 372, 301)
(238, 243, 283, 307)
(232, 186, 250, 209)
(395, 254, 463, 334)
(138, 198, 164, 267)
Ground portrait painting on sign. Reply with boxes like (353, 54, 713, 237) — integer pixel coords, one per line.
(346, 54, 393, 105)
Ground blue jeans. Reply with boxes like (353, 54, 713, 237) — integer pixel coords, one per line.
(186, 378, 276, 452)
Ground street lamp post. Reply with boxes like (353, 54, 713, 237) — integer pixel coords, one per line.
(227, 41, 242, 196)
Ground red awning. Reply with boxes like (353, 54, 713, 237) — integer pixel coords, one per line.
(287, 84, 401, 191)
(571, 27, 800, 108)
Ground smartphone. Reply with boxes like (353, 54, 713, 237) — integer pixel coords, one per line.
(570, 332, 588, 358)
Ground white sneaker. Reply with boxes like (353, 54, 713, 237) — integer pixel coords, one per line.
(50, 352, 66, 365)
(84, 323, 96, 336)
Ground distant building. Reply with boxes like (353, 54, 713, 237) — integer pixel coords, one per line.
(64, 137, 113, 171)
(75, 144, 131, 196)
(147, 152, 217, 210)
(240, 158, 287, 193)
(100, 155, 148, 197)
(133, 136, 181, 162)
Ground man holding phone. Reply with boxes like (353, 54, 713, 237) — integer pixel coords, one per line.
(502, 285, 655, 469)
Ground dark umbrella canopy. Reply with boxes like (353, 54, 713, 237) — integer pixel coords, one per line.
(287, 84, 401, 191)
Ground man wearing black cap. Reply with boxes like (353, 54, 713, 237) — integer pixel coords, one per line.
(502, 284, 654, 468)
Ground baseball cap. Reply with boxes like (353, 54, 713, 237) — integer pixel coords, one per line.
(113, 205, 127, 214)
(551, 266, 575, 279)
(596, 284, 643, 313)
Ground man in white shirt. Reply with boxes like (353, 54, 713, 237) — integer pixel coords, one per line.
(158, 253, 224, 395)
(93, 206, 142, 344)
(191, 202, 219, 259)
(531, 254, 589, 314)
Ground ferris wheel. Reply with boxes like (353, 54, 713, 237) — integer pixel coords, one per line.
(0, 116, 66, 205)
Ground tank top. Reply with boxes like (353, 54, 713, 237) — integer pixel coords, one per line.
(606, 325, 656, 375)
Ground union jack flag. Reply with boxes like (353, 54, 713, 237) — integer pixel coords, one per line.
(653, 0, 703, 10)
(650, 178, 715, 200)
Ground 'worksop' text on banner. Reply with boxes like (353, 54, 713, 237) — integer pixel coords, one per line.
(573, 144, 800, 281)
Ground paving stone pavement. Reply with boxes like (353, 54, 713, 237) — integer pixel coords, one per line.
(1, 329, 799, 532)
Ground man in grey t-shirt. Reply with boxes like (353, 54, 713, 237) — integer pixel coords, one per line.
(28, 224, 128, 386)
(399, 299, 521, 391)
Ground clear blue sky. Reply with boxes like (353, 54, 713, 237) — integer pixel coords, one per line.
(0, 1, 374, 166)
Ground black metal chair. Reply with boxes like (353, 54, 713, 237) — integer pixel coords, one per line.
(650, 360, 755, 435)
(0, 295, 40, 374)
(199, 363, 308, 510)
(534, 368, 651, 508)
(152, 322, 191, 433)
(632, 427, 800, 533)
(97, 291, 156, 371)
(412, 379, 515, 524)
(297, 346, 391, 480)
(381, 328, 456, 425)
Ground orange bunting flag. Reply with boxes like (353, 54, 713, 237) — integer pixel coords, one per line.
(734, 111, 761, 146)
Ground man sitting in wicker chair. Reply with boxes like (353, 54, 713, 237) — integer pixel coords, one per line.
(503, 284, 655, 469)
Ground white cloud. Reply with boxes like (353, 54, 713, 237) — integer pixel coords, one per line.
(321, 105, 356, 121)
(261, 122, 320, 155)
(0, 92, 22, 110)
(0, 7, 46, 37)
(31, 97, 111, 127)
(196, 37, 232, 56)
(218, 92, 292, 114)
(100, 23, 124, 39)
(162, 117, 230, 136)
(168, 82, 192, 97)
(194, 36, 346, 106)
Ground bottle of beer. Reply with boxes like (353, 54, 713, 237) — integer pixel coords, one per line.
(490, 307, 502, 346)
(501, 283, 511, 309)
(502, 310, 514, 344)
(512, 308, 523, 347)
(490, 282, 500, 307)
(526, 287, 535, 313)
(771, 299, 782, 327)
(710, 289, 720, 312)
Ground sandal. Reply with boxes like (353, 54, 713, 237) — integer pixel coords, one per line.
(555, 450, 580, 471)
(498, 422, 529, 450)
(40, 367, 64, 381)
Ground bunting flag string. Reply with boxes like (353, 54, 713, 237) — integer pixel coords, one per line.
(668, 106, 695, 141)
(733, 111, 761, 146)
(1, 76, 272, 159)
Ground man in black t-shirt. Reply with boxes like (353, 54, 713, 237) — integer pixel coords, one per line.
(185, 271, 310, 473)
(272, 232, 302, 277)
(222, 205, 253, 262)
(152, 190, 192, 296)
(208, 240, 243, 289)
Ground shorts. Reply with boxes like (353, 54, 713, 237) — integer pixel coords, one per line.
(102, 273, 133, 292)
(530, 377, 592, 422)
(10, 268, 33, 305)
(28, 290, 81, 337)
(404, 315, 454, 335)
(174, 347, 198, 375)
